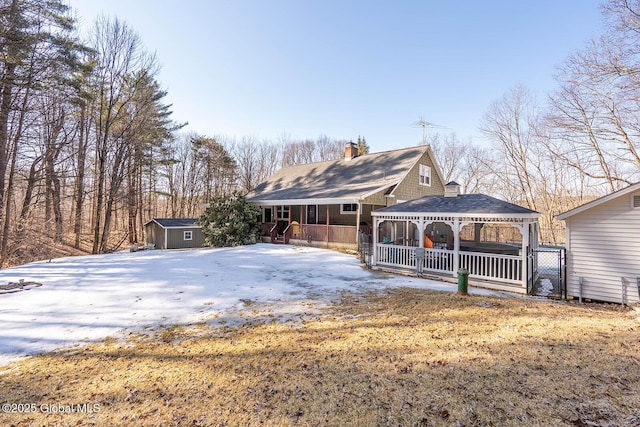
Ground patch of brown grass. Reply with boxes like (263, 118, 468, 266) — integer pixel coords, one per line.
(1, 289, 639, 426)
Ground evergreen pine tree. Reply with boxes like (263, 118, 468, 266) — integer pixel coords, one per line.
(198, 192, 262, 247)
(357, 136, 370, 155)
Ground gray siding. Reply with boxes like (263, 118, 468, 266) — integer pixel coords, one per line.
(145, 222, 166, 249)
(392, 151, 445, 202)
(566, 191, 640, 304)
(166, 227, 205, 249)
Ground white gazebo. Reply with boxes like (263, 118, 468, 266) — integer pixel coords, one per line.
(371, 184, 540, 293)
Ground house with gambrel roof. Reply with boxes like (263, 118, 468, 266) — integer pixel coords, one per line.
(246, 142, 446, 249)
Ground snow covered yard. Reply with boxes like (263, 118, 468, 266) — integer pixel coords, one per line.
(0, 244, 493, 366)
(1, 246, 638, 426)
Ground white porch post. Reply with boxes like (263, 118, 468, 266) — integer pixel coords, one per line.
(452, 217, 460, 277)
(521, 221, 530, 290)
(372, 217, 379, 266)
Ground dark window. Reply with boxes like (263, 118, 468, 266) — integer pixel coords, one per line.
(341, 203, 358, 214)
(263, 207, 273, 223)
(307, 205, 317, 224)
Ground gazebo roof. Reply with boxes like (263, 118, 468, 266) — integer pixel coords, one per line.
(373, 194, 539, 218)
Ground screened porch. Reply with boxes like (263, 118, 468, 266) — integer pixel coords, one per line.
(370, 191, 541, 294)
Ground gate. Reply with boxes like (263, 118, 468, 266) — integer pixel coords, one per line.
(358, 232, 373, 269)
(529, 248, 566, 299)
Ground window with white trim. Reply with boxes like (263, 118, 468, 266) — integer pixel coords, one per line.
(341, 203, 358, 214)
(419, 164, 431, 186)
(276, 205, 290, 220)
(184, 231, 193, 241)
(263, 207, 273, 223)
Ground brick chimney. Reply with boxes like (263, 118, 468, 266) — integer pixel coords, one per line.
(344, 141, 358, 160)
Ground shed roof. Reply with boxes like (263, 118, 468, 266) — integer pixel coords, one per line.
(144, 218, 200, 228)
(246, 145, 439, 205)
(372, 194, 539, 217)
(557, 182, 640, 220)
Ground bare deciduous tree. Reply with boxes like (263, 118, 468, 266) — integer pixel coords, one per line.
(481, 85, 540, 210)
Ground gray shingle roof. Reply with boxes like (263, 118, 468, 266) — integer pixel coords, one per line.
(246, 146, 427, 203)
(375, 194, 538, 215)
(148, 218, 200, 228)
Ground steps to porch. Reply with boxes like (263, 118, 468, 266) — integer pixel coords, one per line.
(272, 235, 286, 244)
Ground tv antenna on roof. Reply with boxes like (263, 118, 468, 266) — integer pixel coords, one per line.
(412, 117, 448, 144)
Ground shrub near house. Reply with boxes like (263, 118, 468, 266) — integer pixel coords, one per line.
(199, 192, 262, 247)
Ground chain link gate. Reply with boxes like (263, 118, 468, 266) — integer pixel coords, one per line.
(358, 231, 373, 269)
(529, 248, 566, 299)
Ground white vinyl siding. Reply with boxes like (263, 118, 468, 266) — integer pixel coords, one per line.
(565, 192, 640, 304)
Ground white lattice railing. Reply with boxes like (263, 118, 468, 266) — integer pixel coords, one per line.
(376, 244, 418, 269)
(375, 245, 523, 285)
(423, 249, 454, 274)
(459, 251, 522, 284)
(376, 245, 454, 274)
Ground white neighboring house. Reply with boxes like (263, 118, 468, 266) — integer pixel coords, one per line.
(557, 183, 640, 304)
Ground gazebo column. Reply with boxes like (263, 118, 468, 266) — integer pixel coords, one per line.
(506, 221, 528, 290)
(407, 219, 423, 245)
(452, 218, 460, 277)
(372, 217, 380, 266)
(521, 221, 530, 290)
(456, 220, 473, 278)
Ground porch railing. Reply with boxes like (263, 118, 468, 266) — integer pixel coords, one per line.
(459, 251, 522, 283)
(376, 245, 454, 274)
(262, 221, 357, 244)
(295, 224, 357, 244)
(375, 244, 524, 285)
(262, 223, 361, 245)
(328, 225, 357, 243)
(377, 244, 418, 268)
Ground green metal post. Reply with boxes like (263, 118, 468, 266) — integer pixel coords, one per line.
(457, 269, 469, 295)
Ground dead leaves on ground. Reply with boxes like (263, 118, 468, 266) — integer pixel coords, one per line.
(1, 288, 639, 426)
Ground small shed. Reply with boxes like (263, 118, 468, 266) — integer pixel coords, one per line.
(144, 218, 205, 249)
(557, 183, 640, 304)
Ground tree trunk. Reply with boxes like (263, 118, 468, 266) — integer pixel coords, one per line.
(74, 107, 88, 248)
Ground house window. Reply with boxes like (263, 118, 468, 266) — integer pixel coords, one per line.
(263, 207, 273, 223)
(341, 203, 358, 214)
(276, 205, 290, 220)
(633, 195, 640, 208)
(184, 231, 193, 241)
(419, 164, 431, 186)
(307, 205, 317, 224)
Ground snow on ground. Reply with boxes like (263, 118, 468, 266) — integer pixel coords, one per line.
(0, 244, 499, 367)
(538, 278, 554, 296)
